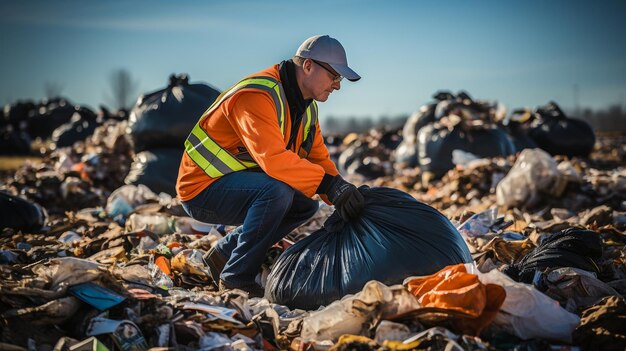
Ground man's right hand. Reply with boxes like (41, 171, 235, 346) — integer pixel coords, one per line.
(326, 175, 365, 221)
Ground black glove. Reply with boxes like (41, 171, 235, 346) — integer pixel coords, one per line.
(326, 175, 365, 221)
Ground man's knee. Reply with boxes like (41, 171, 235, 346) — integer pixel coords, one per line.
(292, 193, 319, 219)
(261, 178, 296, 208)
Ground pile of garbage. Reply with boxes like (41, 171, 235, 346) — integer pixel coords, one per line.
(1, 97, 129, 156)
(1, 84, 625, 350)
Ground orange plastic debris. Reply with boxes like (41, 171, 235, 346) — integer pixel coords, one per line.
(405, 263, 506, 335)
(155, 255, 171, 276)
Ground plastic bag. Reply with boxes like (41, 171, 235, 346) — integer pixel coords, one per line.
(503, 228, 603, 284)
(266, 187, 472, 310)
(126, 213, 175, 236)
(300, 280, 422, 342)
(51, 107, 100, 148)
(128, 74, 220, 152)
(404, 264, 506, 336)
(0, 127, 32, 155)
(124, 147, 182, 196)
(0, 191, 47, 232)
(473, 266, 580, 342)
(496, 148, 567, 209)
(393, 103, 437, 168)
(528, 101, 595, 157)
(105, 184, 160, 218)
(418, 123, 515, 178)
(27, 98, 76, 140)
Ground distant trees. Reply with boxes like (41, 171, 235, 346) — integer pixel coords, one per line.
(322, 114, 408, 134)
(105, 68, 139, 110)
(577, 104, 626, 133)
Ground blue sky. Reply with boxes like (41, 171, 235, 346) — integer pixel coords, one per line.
(1, 0, 624, 122)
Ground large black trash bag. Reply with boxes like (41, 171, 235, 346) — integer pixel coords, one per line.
(337, 139, 391, 179)
(265, 186, 472, 310)
(527, 101, 595, 157)
(394, 90, 494, 168)
(393, 91, 452, 167)
(51, 106, 99, 148)
(128, 74, 220, 153)
(0, 191, 46, 232)
(500, 109, 538, 153)
(0, 127, 32, 155)
(27, 98, 76, 140)
(124, 147, 183, 196)
(418, 123, 515, 178)
(2, 100, 35, 129)
(394, 106, 434, 167)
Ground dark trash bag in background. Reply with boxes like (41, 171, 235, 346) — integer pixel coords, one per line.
(528, 102, 595, 158)
(393, 91, 458, 168)
(2, 100, 36, 129)
(337, 141, 387, 180)
(0, 191, 46, 232)
(503, 124, 538, 153)
(394, 103, 436, 167)
(418, 124, 515, 178)
(128, 74, 220, 153)
(27, 98, 76, 140)
(124, 148, 182, 196)
(265, 187, 472, 310)
(51, 107, 99, 148)
(0, 128, 31, 155)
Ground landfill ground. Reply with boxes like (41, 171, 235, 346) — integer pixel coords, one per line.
(0, 120, 625, 350)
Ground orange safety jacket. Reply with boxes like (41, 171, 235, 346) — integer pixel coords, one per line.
(176, 65, 338, 202)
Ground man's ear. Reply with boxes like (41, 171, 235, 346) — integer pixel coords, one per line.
(303, 59, 313, 73)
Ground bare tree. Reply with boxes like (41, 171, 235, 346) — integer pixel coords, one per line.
(105, 68, 139, 110)
(44, 81, 64, 99)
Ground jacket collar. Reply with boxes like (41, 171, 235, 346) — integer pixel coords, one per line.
(278, 59, 311, 122)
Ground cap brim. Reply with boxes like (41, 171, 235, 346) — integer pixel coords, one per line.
(328, 63, 361, 82)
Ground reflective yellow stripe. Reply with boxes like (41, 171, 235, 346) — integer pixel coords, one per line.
(191, 125, 248, 170)
(303, 109, 312, 143)
(276, 83, 287, 134)
(302, 101, 318, 142)
(185, 75, 297, 179)
(196, 77, 285, 134)
(185, 77, 283, 177)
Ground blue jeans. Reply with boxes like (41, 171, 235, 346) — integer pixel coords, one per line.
(181, 171, 319, 286)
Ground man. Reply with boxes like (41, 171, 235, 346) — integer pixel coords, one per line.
(176, 35, 364, 297)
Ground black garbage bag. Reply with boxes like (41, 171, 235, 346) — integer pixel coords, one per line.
(527, 102, 595, 157)
(128, 74, 220, 153)
(99, 105, 129, 122)
(394, 90, 491, 168)
(0, 127, 32, 155)
(503, 228, 602, 284)
(124, 148, 183, 196)
(393, 141, 419, 167)
(2, 100, 35, 129)
(418, 123, 515, 178)
(504, 125, 538, 153)
(51, 107, 99, 148)
(403, 104, 437, 143)
(27, 98, 76, 140)
(265, 186, 472, 310)
(394, 105, 436, 167)
(500, 109, 538, 153)
(337, 141, 387, 179)
(0, 191, 46, 232)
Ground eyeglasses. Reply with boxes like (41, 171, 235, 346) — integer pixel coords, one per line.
(311, 59, 343, 83)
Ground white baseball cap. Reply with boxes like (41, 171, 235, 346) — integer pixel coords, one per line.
(295, 35, 361, 82)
